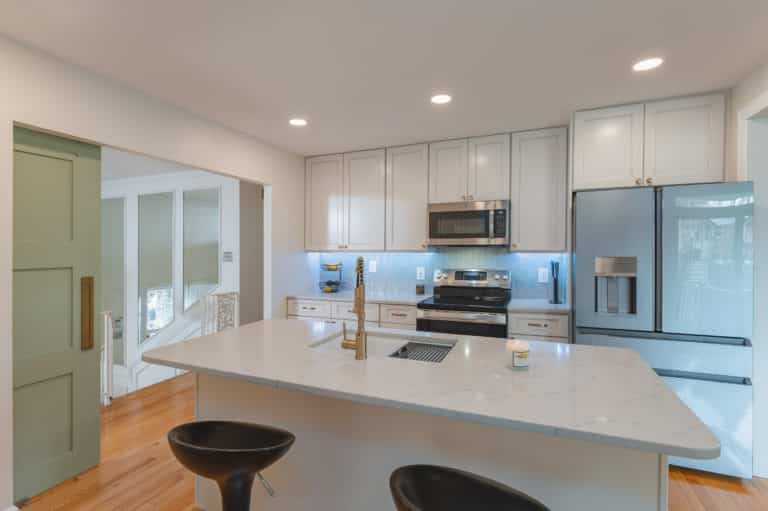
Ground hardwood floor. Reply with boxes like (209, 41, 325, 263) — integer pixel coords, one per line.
(21, 372, 768, 510)
(22, 373, 197, 511)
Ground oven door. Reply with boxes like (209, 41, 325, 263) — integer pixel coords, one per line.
(427, 201, 508, 246)
(416, 309, 508, 338)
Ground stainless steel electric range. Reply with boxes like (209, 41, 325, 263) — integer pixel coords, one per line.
(417, 269, 511, 338)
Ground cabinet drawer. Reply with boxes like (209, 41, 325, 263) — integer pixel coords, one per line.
(332, 301, 380, 322)
(508, 313, 569, 338)
(287, 299, 332, 318)
(380, 305, 417, 326)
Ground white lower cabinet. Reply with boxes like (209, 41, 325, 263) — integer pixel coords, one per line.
(287, 299, 417, 331)
(508, 312, 569, 339)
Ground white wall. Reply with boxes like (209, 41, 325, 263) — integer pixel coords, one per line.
(0, 34, 310, 507)
(729, 58, 768, 478)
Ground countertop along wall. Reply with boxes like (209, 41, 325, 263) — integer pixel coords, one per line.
(0, 34, 308, 508)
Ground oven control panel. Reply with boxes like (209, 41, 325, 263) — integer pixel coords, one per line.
(433, 269, 510, 288)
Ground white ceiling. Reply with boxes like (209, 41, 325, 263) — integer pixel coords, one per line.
(1, 0, 767, 156)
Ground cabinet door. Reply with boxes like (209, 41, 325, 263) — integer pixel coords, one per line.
(510, 128, 567, 251)
(644, 94, 725, 186)
(305, 155, 344, 250)
(468, 134, 510, 201)
(573, 104, 644, 190)
(344, 149, 386, 250)
(386, 144, 429, 250)
(429, 139, 468, 203)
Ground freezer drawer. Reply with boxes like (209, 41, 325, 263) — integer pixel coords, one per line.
(576, 329, 752, 379)
(663, 375, 752, 478)
(574, 188, 656, 331)
(661, 182, 753, 339)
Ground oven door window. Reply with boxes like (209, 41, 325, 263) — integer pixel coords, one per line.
(430, 210, 490, 239)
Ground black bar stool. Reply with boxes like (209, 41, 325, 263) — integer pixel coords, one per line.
(168, 421, 295, 511)
(390, 465, 550, 511)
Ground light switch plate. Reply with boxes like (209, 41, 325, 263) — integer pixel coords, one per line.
(416, 267, 425, 281)
(537, 267, 549, 283)
(369, 260, 377, 273)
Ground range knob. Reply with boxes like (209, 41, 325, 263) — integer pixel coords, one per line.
(502, 275, 509, 280)
(494, 273, 500, 280)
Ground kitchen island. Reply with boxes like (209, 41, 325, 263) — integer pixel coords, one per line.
(143, 319, 718, 511)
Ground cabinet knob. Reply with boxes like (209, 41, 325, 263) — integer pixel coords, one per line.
(511, 243, 517, 249)
(635, 178, 642, 185)
(646, 177, 653, 185)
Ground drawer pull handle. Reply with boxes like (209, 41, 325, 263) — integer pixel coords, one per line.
(527, 322, 548, 328)
(391, 313, 408, 318)
(303, 306, 317, 311)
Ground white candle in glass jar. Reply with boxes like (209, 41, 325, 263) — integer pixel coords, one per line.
(508, 340, 530, 369)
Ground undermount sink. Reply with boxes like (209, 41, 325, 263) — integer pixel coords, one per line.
(310, 329, 457, 362)
(389, 341, 453, 363)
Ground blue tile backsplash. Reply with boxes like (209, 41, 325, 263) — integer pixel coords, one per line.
(308, 249, 569, 302)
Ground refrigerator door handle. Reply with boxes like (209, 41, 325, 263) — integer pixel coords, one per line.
(654, 368, 752, 386)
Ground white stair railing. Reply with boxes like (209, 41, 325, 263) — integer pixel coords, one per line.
(101, 311, 114, 407)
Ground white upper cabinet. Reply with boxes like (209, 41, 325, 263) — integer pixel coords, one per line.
(573, 93, 726, 190)
(468, 134, 510, 201)
(429, 139, 468, 203)
(510, 127, 567, 251)
(644, 94, 725, 186)
(386, 144, 429, 251)
(305, 154, 344, 250)
(573, 104, 645, 190)
(344, 149, 386, 251)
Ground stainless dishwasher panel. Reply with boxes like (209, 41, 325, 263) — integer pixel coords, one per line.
(663, 374, 752, 478)
(575, 188, 656, 331)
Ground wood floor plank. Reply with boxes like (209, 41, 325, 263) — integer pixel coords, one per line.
(20, 372, 768, 510)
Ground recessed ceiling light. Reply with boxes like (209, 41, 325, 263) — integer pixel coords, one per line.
(633, 57, 664, 72)
(289, 118, 308, 127)
(430, 94, 452, 105)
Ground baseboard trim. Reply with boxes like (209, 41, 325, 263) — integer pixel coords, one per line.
(4, 505, 20, 511)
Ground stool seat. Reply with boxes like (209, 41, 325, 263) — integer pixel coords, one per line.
(169, 421, 295, 511)
(390, 465, 550, 511)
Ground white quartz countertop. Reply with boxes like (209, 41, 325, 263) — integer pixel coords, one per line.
(289, 292, 570, 313)
(143, 319, 718, 459)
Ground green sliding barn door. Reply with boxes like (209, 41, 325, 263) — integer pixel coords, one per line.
(12, 128, 101, 501)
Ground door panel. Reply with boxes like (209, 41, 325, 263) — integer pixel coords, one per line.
(510, 128, 567, 251)
(344, 149, 385, 250)
(661, 182, 753, 338)
(13, 132, 101, 501)
(468, 134, 509, 201)
(644, 94, 725, 185)
(573, 104, 645, 190)
(304, 155, 343, 250)
(429, 139, 468, 203)
(574, 188, 655, 331)
(385, 144, 428, 250)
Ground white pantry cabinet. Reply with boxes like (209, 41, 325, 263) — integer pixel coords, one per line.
(344, 149, 386, 251)
(429, 139, 468, 203)
(573, 93, 725, 190)
(644, 94, 725, 186)
(386, 144, 429, 251)
(510, 128, 567, 251)
(468, 134, 510, 201)
(573, 104, 645, 190)
(305, 154, 344, 250)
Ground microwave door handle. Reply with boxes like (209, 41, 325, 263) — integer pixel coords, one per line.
(488, 209, 494, 242)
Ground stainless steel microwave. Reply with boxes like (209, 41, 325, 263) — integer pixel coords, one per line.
(427, 200, 509, 246)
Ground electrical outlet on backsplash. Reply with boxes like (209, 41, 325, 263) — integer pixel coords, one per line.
(308, 249, 569, 302)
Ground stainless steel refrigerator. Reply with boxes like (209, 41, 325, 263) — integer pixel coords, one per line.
(574, 182, 754, 478)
